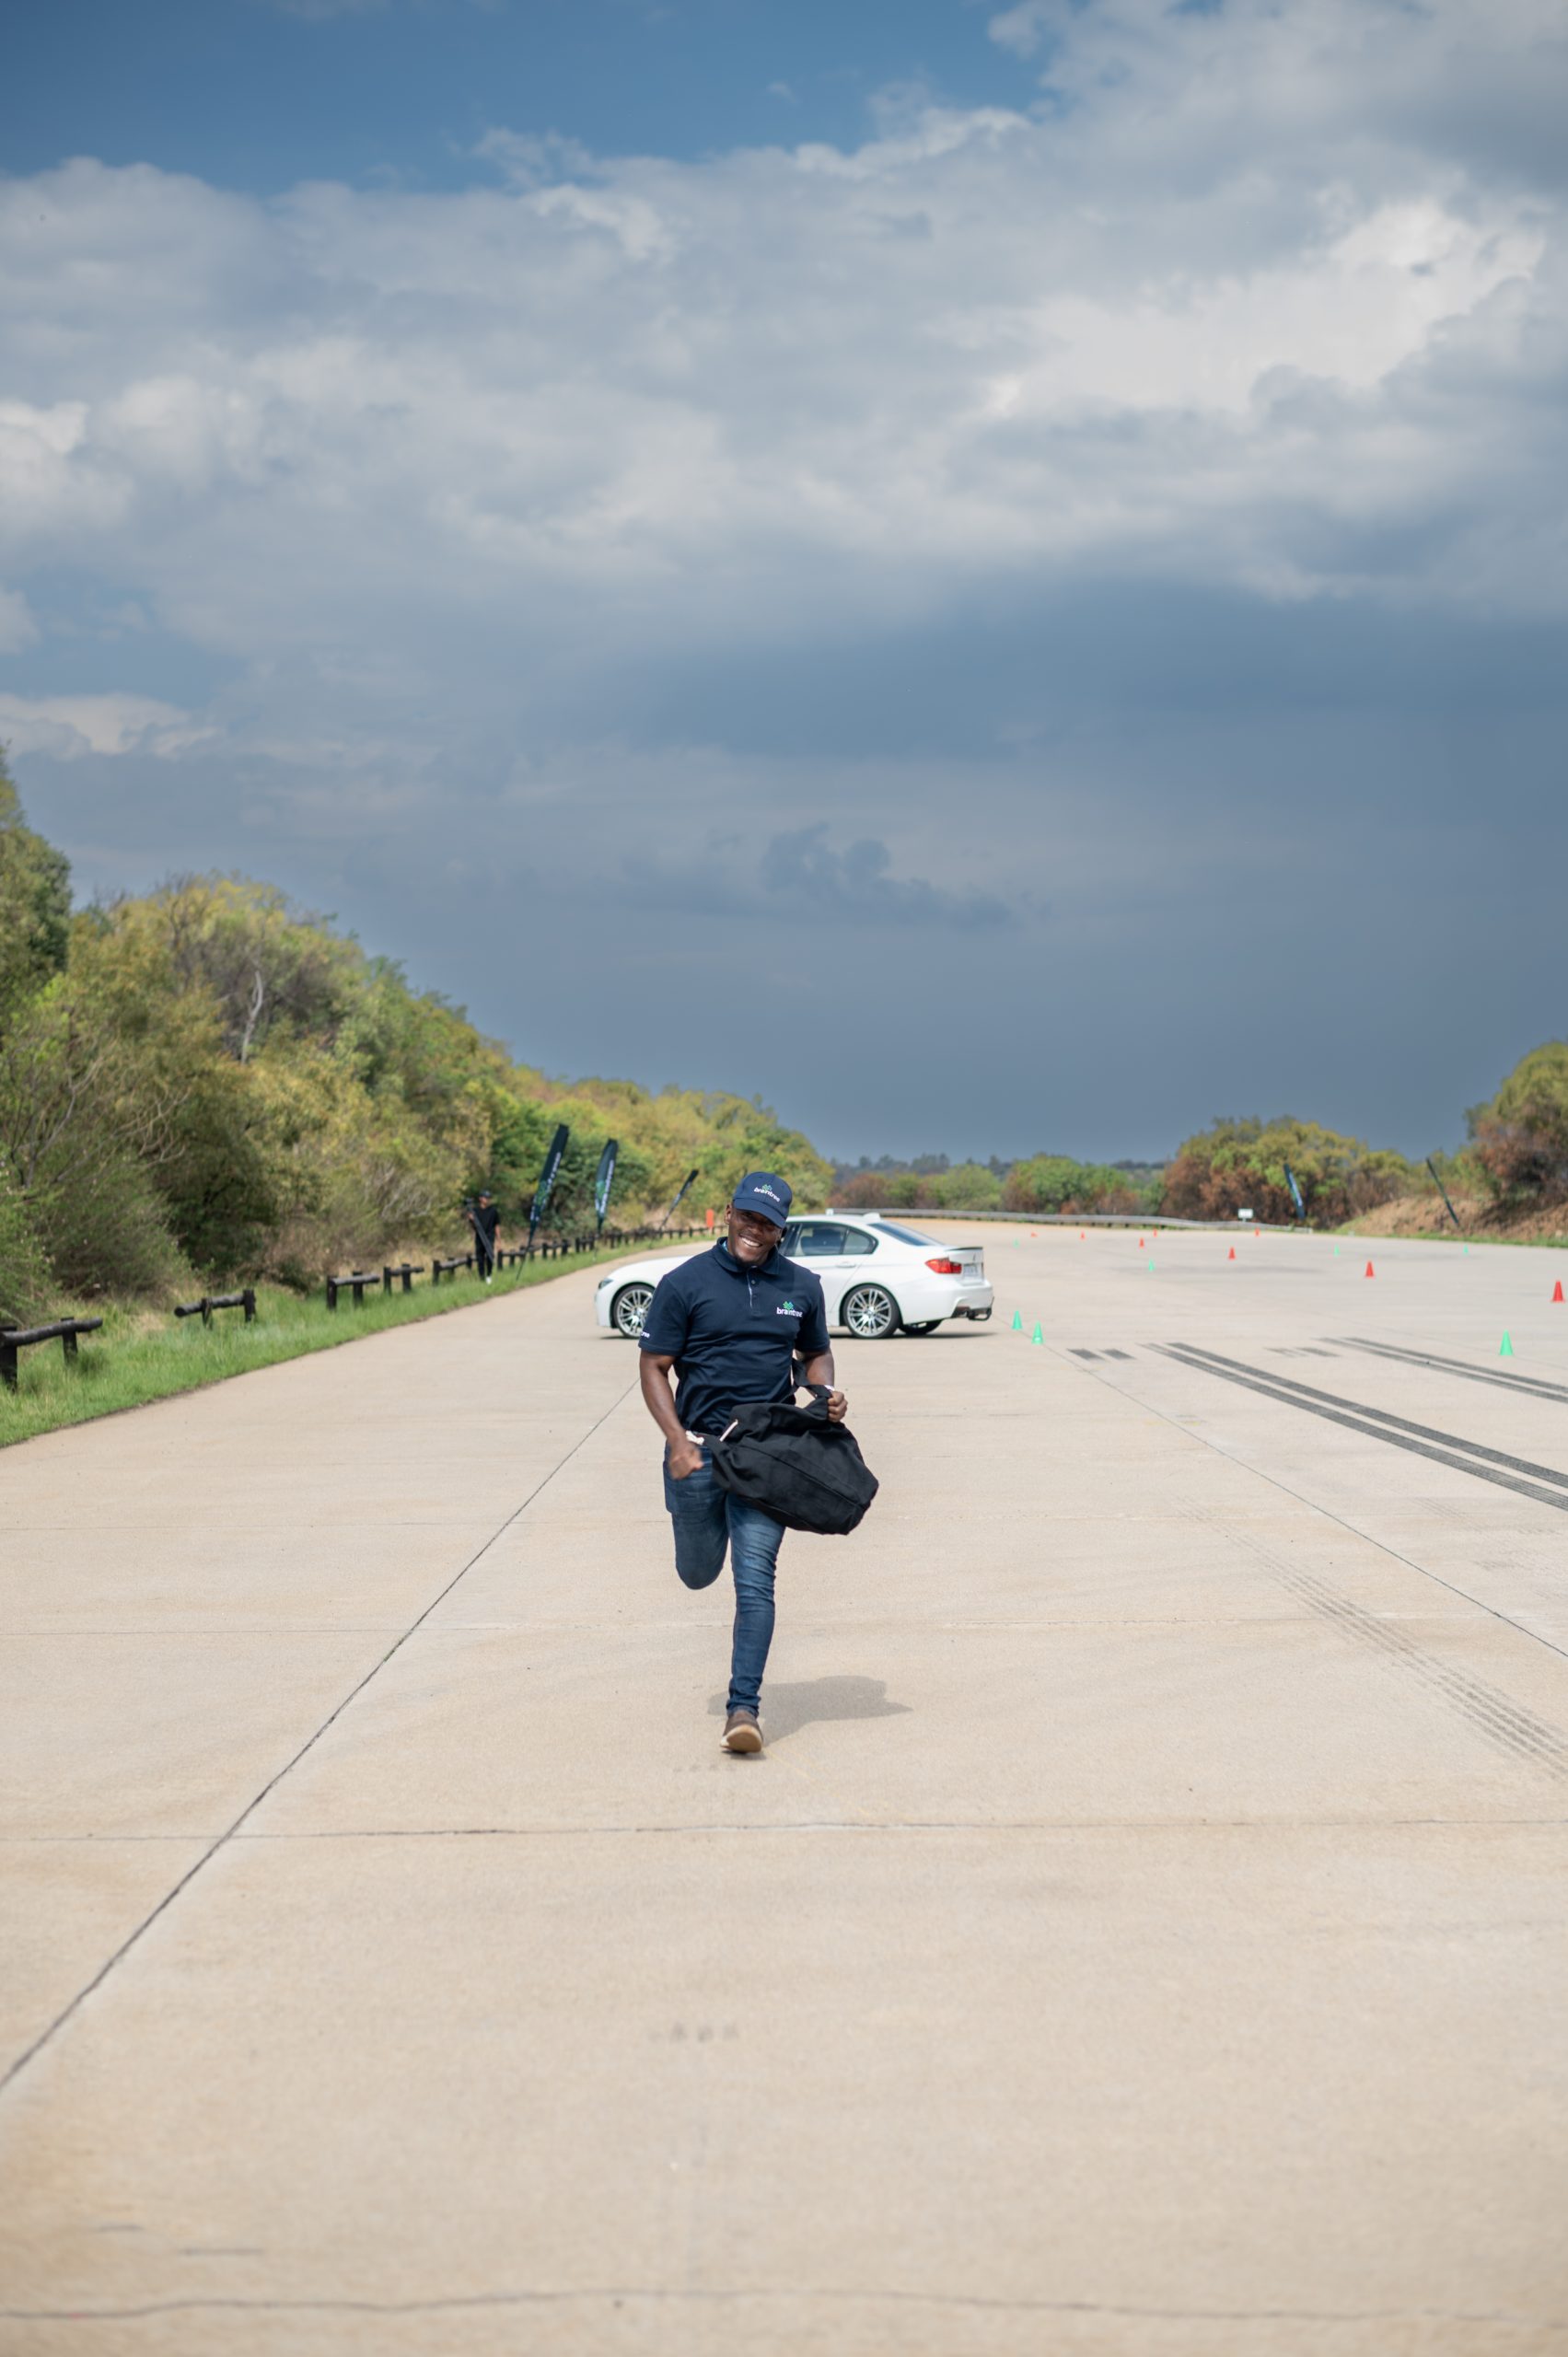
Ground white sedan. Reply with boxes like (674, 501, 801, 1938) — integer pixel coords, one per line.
(595, 1213, 994, 1341)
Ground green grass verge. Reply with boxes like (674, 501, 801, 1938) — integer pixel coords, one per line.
(0, 1245, 659, 1449)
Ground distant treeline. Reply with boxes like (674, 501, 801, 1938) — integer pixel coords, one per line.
(832, 1154, 1162, 1217)
(0, 761, 829, 1324)
(1154, 1086, 1568, 1226)
(834, 1072, 1568, 1231)
(6, 758, 1565, 1325)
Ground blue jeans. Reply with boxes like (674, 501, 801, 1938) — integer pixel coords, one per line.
(664, 1449, 785, 1717)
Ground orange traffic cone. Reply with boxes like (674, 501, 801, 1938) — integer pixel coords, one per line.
(1365, 1260, 1376, 1278)
(1138, 1237, 1144, 1249)
(1553, 1279, 1564, 1304)
(1227, 1246, 1236, 1260)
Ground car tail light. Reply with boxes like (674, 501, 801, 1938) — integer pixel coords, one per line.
(925, 1257, 964, 1274)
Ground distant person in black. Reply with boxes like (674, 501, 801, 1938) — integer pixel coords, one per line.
(638, 1170, 845, 1755)
(467, 1190, 501, 1283)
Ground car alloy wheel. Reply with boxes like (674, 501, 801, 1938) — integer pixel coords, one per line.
(842, 1283, 899, 1340)
(612, 1283, 655, 1338)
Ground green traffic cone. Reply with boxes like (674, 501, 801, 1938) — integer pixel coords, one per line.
(1500, 1331, 1514, 1357)
(1147, 1260, 1155, 1272)
(1030, 1322, 1044, 1344)
(1011, 1309, 1023, 1331)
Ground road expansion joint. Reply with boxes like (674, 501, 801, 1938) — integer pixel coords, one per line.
(0, 1372, 643, 2105)
(215, 1813, 1568, 1837)
(1, 2289, 1560, 2330)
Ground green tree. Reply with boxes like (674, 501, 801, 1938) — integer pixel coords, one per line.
(0, 752, 71, 1030)
(0, 1160, 52, 1325)
(927, 1160, 1003, 1212)
(0, 837, 842, 1301)
(1469, 1042, 1568, 1205)
(1002, 1155, 1132, 1215)
(0, 973, 196, 1300)
(1160, 1118, 1411, 1225)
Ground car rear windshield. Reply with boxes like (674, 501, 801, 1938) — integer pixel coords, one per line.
(868, 1221, 936, 1247)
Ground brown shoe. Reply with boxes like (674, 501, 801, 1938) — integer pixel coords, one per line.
(722, 1709, 763, 1754)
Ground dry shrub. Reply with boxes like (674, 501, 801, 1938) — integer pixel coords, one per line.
(1470, 1042, 1568, 1207)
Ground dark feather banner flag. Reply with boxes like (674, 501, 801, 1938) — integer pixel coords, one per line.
(658, 1167, 700, 1231)
(527, 1123, 570, 1253)
(1425, 1155, 1464, 1232)
(594, 1138, 619, 1235)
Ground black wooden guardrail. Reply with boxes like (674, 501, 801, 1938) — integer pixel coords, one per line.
(328, 1227, 707, 1308)
(175, 1289, 257, 1326)
(2, 1228, 717, 1400)
(326, 1271, 383, 1309)
(0, 1316, 104, 1391)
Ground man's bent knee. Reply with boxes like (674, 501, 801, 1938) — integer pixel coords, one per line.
(674, 1552, 726, 1591)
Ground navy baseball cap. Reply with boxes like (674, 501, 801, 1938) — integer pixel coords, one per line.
(732, 1171, 792, 1227)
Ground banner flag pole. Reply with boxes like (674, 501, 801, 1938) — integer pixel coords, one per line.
(594, 1138, 619, 1237)
(657, 1167, 700, 1232)
(1425, 1156, 1465, 1232)
(527, 1123, 570, 1259)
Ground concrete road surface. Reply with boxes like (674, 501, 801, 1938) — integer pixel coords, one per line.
(4, 1223, 1568, 2357)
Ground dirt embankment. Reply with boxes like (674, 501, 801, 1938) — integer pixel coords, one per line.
(1344, 1193, 1568, 1244)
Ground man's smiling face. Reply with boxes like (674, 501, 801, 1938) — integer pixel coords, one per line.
(726, 1203, 784, 1265)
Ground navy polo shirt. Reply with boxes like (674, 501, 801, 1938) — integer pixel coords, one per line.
(640, 1241, 830, 1436)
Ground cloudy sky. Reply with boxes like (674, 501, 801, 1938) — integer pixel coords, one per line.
(4, 0, 1563, 1163)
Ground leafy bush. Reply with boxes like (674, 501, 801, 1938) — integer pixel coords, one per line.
(511, 1076, 832, 1229)
(0, 1167, 52, 1325)
(830, 1162, 999, 1212)
(1469, 1043, 1568, 1205)
(1002, 1155, 1139, 1215)
(925, 1161, 1003, 1213)
(33, 1136, 195, 1302)
(835, 1167, 920, 1209)
(0, 759, 70, 1025)
(0, 975, 197, 1300)
(1160, 1119, 1411, 1225)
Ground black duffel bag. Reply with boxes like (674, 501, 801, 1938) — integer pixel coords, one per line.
(708, 1385, 878, 1536)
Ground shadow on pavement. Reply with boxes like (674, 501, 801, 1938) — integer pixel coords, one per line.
(708, 1675, 911, 1739)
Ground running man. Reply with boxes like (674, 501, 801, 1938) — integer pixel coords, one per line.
(638, 1172, 846, 1753)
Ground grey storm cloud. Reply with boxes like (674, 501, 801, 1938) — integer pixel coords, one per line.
(3, 0, 1566, 1157)
(760, 826, 1016, 931)
(619, 820, 1025, 935)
